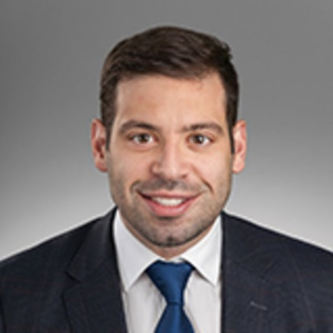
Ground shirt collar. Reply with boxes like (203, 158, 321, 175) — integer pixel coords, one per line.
(181, 215, 221, 285)
(114, 210, 222, 292)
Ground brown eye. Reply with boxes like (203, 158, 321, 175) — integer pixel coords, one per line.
(190, 134, 211, 145)
(131, 133, 153, 144)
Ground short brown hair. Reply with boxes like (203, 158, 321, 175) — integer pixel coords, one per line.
(100, 26, 239, 148)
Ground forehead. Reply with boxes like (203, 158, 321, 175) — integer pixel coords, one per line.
(114, 73, 227, 127)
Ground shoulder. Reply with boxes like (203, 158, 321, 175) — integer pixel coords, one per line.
(223, 212, 333, 317)
(223, 212, 333, 268)
(0, 212, 112, 287)
(0, 210, 118, 330)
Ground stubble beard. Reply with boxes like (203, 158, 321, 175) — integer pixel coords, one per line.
(109, 172, 232, 250)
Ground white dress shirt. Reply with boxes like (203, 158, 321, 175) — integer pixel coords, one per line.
(114, 211, 222, 333)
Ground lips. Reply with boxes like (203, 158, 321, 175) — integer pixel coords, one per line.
(139, 192, 198, 217)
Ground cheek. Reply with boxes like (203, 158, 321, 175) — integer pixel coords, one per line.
(108, 150, 152, 187)
(193, 154, 232, 185)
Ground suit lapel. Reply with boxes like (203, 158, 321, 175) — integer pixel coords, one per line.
(222, 213, 284, 333)
(63, 210, 128, 333)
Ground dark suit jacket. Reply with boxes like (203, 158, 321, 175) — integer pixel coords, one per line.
(1, 209, 333, 332)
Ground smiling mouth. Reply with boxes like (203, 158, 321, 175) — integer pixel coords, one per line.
(150, 197, 187, 207)
(138, 192, 198, 217)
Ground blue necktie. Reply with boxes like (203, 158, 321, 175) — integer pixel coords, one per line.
(147, 260, 195, 333)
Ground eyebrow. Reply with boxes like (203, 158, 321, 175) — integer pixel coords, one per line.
(119, 120, 160, 135)
(118, 120, 224, 135)
(181, 123, 224, 134)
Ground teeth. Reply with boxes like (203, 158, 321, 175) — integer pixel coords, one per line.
(151, 197, 186, 207)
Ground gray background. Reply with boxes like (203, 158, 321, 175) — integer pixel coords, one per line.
(1, 0, 332, 260)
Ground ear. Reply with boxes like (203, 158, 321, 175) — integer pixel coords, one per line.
(232, 120, 247, 174)
(91, 119, 108, 172)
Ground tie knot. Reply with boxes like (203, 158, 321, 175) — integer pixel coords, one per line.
(147, 261, 193, 305)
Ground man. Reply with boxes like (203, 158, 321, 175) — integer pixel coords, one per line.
(1, 26, 332, 332)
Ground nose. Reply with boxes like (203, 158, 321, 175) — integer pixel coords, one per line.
(151, 140, 189, 180)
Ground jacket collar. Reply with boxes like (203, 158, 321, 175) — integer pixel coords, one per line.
(222, 212, 286, 332)
(64, 209, 128, 333)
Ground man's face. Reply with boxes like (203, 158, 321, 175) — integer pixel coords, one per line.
(91, 73, 246, 258)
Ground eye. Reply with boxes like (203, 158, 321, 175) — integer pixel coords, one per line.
(189, 134, 212, 146)
(130, 133, 154, 144)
